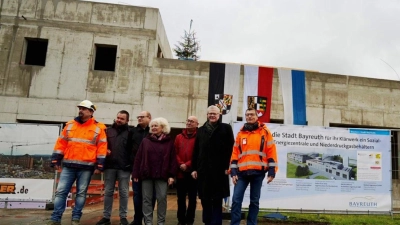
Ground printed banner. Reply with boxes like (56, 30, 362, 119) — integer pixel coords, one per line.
(0, 123, 60, 202)
(243, 66, 274, 122)
(232, 122, 392, 211)
(0, 178, 54, 201)
(277, 69, 307, 125)
(208, 62, 240, 123)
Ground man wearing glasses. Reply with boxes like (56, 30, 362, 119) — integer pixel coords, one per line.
(175, 116, 199, 225)
(192, 105, 234, 225)
(129, 111, 152, 225)
(229, 108, 278, 225)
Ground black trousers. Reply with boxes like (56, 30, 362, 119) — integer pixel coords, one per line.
(200, 197, 223, 225)
(176, 174, 197, 224)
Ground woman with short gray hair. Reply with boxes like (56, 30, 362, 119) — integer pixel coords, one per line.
(132, 117, 177, 225)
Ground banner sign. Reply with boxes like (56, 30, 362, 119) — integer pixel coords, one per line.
(0, 178, 54, 201)
(232, 123, 392, 211)
(0, 123, 60, 202)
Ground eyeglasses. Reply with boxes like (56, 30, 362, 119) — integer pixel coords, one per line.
(186, 119, 197, 123)
(136, 116, 148, 119)
(207, 113, 218, 116)
(245, 113, 256, 117)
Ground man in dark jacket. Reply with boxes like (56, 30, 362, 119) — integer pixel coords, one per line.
(192, 106, 234, 225)
(129, 111, 151, 225)
(175, 116, 199, 225)
(97, 110, 132, 225)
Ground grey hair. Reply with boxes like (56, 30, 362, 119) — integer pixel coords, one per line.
(207, 105, 221, 113)
(149, 117, 171, 134)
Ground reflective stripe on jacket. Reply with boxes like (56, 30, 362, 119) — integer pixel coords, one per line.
(230, 122, 278, 173)
(51, 117, 107, 170)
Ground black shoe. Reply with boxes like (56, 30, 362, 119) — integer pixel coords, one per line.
(96, 217, 111, 225)
(120, 218, 129, 225)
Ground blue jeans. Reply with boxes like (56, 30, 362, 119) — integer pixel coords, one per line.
(51, 167, 93, 222)
(230, 173, 265, 225)
(103, 169, 130, 219)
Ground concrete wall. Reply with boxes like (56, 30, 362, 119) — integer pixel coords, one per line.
(304, 72, 400, 127)
(0, 0, 171, 102)
(1, 55, 400, 127)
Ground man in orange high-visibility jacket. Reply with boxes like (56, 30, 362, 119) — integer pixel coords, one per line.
(47, 100, 107, 225)
(229, 108, 278, 225)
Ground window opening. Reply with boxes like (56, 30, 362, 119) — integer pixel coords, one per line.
(25, 38, 48, 66)
(94, 44, 117, 71)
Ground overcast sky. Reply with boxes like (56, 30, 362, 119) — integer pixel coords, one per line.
(86, 0, 400, 81)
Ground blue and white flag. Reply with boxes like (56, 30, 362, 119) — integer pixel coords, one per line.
(277, 68, 307, 125)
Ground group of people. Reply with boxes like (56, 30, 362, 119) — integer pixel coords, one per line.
(46, 100, 278, 225)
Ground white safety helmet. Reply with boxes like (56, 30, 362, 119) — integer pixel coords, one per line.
(77, 100, 96, 111)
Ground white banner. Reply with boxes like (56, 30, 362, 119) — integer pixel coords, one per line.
(232, 123, 392, 211)
(0, 123, 60, 202)
(0, 178, 54, 201)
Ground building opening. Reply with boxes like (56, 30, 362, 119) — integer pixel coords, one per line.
(94, 44, 117, 71)
(157, 45, 164, 58)
(25, 38, 48, 66)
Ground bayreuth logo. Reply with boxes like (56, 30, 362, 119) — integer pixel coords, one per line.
(247, 96, 267, 117)
(349, 196, 377, 208)
(0, 182, 16, 194)
(215, 94, 233, 115)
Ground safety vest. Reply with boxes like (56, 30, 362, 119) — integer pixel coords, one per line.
(52, 117, 107, 170)
(230, 122, 278, 173)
